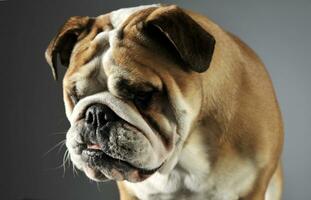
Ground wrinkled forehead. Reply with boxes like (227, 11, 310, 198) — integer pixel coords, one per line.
(110, 4, 159, 29)
(63, 4, 161, 85)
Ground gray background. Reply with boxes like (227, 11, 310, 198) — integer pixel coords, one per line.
(1, 0, 310, 199)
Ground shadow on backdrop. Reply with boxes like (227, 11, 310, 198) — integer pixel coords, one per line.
(1, 0, 310, 200)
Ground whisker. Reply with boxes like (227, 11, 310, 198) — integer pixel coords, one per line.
(96, 182, 101, 192)
(49, 131, 67, 136)
(62, 149, 69, 177)
(72, 163, 78, 177)
(43, 146, 74, 176)
(57, 142, 66, 154)
(44, 164, 67, 171)
(42, 140, 66, 158)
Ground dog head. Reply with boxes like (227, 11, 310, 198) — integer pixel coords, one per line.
(45, 4, 215, 182)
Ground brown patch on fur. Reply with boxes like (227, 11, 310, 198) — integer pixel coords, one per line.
(143, 5, 215, 73)
(46, 4, 284, 200)
(66, 14, 112, 77)
(45, 14, 113, 80)
(45, 16, 94, 80)
(117, 182, 138, 200)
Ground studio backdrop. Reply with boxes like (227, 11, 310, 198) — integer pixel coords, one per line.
(1, 0, 310, 200)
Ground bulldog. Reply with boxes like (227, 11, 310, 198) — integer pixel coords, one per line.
(45, 4, 283, 200)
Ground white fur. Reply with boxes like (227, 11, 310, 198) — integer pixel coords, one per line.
(265, 170, 282, 200)
(65, 5, 160, 118)
(65, 5, 268, 199)
(110, 4, 160, 29)
(69, 91, 171, 169)
(125, 133, 257, 200)
(66, 5, 169, 173)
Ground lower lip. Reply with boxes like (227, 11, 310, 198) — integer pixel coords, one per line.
(81, 148, 160, 182)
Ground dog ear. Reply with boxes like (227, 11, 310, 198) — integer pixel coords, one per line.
(140, 5, 215, 73)
(45, 16, 94, 80)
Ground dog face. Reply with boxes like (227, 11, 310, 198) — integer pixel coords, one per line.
(45, 5, 215, 182)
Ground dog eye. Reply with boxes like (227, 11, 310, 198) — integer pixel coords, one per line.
(69, 86, 80, 105)
(134, 90, 154, 109)
(70, 94, 79, 105)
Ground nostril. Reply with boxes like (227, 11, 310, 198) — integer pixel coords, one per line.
(97, 110, 106, 127)
(85, 108, 95, 124)
(85, 105, 97, 128)
(85, 109, 94, 124)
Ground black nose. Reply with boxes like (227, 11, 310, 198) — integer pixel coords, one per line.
(85, 104, 118, 129)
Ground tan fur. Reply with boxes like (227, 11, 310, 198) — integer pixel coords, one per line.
(117, 182, 138, 200)
(46, 4, 283, 200)
(119, 9, 284, 197)
(188, 10, 284, 199)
